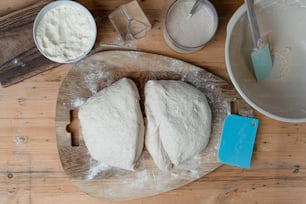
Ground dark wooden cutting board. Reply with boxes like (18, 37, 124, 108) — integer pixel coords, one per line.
(0, 0, 58, 87)
(0, 0, 130, 87)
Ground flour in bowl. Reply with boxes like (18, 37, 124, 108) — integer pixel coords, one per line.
(166, 0, 217, 47)
(35, 3, 96, 63)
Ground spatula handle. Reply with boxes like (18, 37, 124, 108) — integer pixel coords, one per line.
(189, 0, 202, 16)
(244, 0, 261, 48)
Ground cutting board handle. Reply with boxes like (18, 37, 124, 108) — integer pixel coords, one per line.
(66, 109, 80, 147)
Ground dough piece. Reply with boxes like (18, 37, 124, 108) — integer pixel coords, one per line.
(144, 80, 212, 171)
(78, 78, 144, 171)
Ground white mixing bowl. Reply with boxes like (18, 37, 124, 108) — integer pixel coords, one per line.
(225, 0, 306, 123)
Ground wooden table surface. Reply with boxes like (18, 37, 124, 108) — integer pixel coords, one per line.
(1, 0, 306, 203)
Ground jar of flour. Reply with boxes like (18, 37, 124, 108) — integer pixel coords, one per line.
(163, 0, 218, 54)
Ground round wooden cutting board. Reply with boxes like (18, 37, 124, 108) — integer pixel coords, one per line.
(55, 51, 253, 201)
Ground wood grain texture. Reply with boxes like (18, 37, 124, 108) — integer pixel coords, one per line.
(0, 0, 57, 87)
(2, 0, 306, 204)
(55, 51, 252, 201)
(0, 0, 243, 87)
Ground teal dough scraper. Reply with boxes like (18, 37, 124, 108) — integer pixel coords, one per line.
(218, 114, 259, 168)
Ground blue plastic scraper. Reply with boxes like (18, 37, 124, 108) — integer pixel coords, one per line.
(218, 114, 259, 169)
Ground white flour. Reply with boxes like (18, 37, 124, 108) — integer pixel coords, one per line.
(167, 1, 216, 47)
(70, 97, 85, 108)
(36, 4, 95, 62)
(86, 160, 112, 180)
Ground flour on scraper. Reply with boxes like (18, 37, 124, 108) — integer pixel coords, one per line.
(144, 80, 212, 171)
(78, 78, 144, 171)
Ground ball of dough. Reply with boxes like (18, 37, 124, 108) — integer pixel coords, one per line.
(78, 78, 145, 171)
(144, 80, 212, 171)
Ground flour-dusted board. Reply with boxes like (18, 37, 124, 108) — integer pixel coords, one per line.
(55, 51, 253, 201)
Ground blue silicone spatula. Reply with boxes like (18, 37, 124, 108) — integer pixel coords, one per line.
(244, 0, 273, 81)
(218, 114, 259, 168)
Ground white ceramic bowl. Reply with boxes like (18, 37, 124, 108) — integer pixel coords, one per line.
(33, 1, 97, 63)
(225, 0, 306, 123)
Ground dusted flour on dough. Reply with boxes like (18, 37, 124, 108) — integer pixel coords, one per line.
(78, 78, 144, 171)
(144, 80, 212, 171)
(36, 4, 95, 62)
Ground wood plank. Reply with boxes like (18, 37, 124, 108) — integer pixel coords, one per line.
(0, 65, 70, 119)
(0, 0, 57, 87)
(0, 169, 305, 204)
(0, 0, 38, 16)
(1, 0, 306, 203)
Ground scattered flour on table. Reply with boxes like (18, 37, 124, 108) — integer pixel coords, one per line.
(13, 136, 27, 145)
